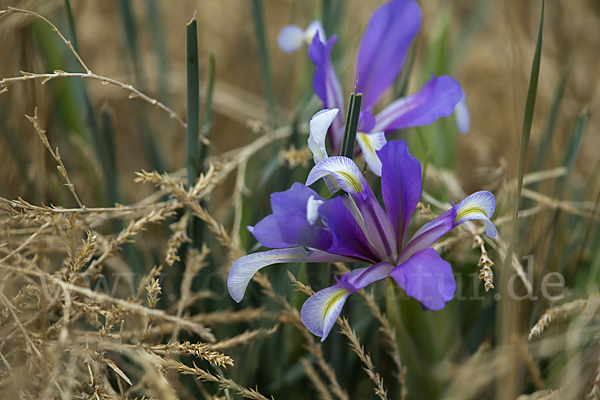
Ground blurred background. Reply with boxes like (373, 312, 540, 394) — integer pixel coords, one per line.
(0, 0, 599, 399)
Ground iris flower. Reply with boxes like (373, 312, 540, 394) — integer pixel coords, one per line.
(278, 0, 468, 174)
(228, 109, 496, 341)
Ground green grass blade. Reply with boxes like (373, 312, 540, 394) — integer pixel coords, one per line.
(498, 0, 544, 367)
(146, 0, 170, 103)
(340, 93, 362, 159)
(186, 16, 200, 189)
(249, 0, 277, 127)
(63, 0, 79, 53)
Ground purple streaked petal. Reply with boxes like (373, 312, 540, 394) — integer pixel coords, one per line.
(306, 156, 366, 194)
(454, 191, 497, 238)
(352, 187, 398, 261)
(454, 94, 470, 134)
(340, 261, 395, 291)
(399, 208, 456, 264)
(309, 34, 345, 149)
(378, 140, 422, 247)
(356, 131, 386, 176)
(277, 25, 306, 53)
(319, 196, 379, 262)
(271, 182, 324, 216)
(308, 109, 338, 163)
(301, 284, 351, 341)
(228, 247, 356, 303)
(252, 213, 332, 250)
(391, 248, 456, 310)
(355, 0, 421, 109)
(372, 75, 464, 134)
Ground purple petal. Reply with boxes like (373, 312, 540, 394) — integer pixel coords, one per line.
(352, 187, 398, 261)
(454, 94, 470, 134)
(391, 248, 456, 310)
(278, 25, 306, 53)
(339, 261, 395, 291)
(301, 283, 351, 341)
(319, 196, 379, 262)
(398, 208, 456, 264)
(252, 213, 332, 251)
(359, 110, 376, 132)
(271, 182, 325, 216)
(372, 75, 464, 134)
(355, 0, 421, 109)
(308, 34, 345, 150)
(377, 140, 422, 247)
(454, 191, 497, 238)
(228, 247, 355, 303)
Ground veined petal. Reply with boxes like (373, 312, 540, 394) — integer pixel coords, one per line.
(356, 131, 386, 176)
(399, 208, 456, 264)
(306, 196, 324, 225)
(454, 94, 470, 134)
(454, 191, 497, 238)
(320, 196, 379, 262)
(378, 140, 422, 247)
(277, 25, 306, 53)
(355, 0, 421, 109)
(301, 284, 351, 341)
(305, 20, 326, 44)
(372, 75, 463, 134)
(306, 156, 366, 194)
(309, 34, 345, 150)
(228, 247, 355, 303)
(308, 109, 338, 163)
(392, 248, 456, 310)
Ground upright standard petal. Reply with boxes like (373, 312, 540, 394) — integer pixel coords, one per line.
(392, 248, 456, 310)
(454, 191, 497, 238)
(228, 247, 355, 303)
(306, 156, 367, 194)
(378, 140, 422, 247)
(454, 94, 470, 134)
(309, 34, 345, 149)
(372, 75, 464, 134)
(277, 25, 306, 53)
(301, 284, 351, 341)
(356, 131, 386, 176)
(355, 0, 421, 109)
(308, 109, 338, 163)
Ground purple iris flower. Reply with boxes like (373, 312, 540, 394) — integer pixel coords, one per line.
(228, 110, 496, 341)
(282, 0, 468, 173)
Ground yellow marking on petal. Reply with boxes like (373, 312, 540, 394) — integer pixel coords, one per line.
(336, 170, 363, 193)
(455, 205, 487, 223)
(323, 288, 351, 320)
(358, 132, 375, 155)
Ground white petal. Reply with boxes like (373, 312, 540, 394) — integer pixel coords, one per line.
(306, 196, 324, 225)
(356, 131, 386, 176)
(228, 248, 355, 303)
(301, 284, 351, 341)
(306, 156, 366, 194)
(454, 191, 497, 238)
(304, 20, 326, 44)
(454, 94, 470, 134)
(277, 25, 306, 53)
(308, 109, 338, 164)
